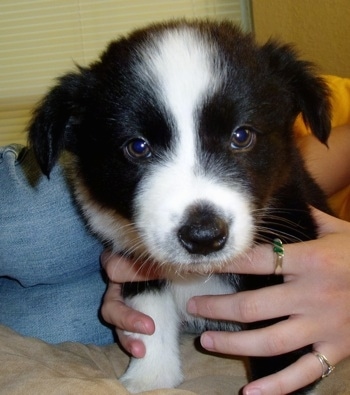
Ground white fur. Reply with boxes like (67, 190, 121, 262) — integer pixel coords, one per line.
(135, 168, 254, 268)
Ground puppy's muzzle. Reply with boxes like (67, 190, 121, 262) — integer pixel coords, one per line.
(177, 203, 229, 256)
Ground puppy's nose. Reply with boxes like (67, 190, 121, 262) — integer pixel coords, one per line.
(178, 210, 228, 256)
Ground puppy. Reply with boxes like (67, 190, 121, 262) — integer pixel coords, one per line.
(29, 20, 331, 394)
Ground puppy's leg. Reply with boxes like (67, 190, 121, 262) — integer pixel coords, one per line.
(120, 288, 183, 393)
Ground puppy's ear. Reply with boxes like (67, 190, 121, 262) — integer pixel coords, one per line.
(262, 41, 332, 145)
(292, 66, 331, 145)
(28, 68, 90, 177)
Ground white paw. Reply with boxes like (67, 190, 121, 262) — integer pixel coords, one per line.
(120, 358, 183, 393)
(120, 290, 183, 392)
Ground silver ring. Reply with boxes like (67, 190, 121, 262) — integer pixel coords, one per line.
(273, 238, 284, 275)
(312, 351, 335, 378)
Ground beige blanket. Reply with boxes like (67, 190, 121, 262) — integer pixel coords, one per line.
(0, 325, 349, 394)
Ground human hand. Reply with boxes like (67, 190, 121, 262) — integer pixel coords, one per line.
(100, 251, 157, 358)
(187, 208, 350, 395)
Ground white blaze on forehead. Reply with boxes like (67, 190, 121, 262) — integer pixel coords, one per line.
(138, 27, 221, 163)
(145, 29, 217, 123)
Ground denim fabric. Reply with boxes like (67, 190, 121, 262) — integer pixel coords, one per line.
(0, 145, 115, 344)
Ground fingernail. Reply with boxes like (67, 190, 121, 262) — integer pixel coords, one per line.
(245, 389, 262, 395)
(130, 342, 146, 359)
(187, 299, 197, 315)
(134, 321, 148, 334)
(201, 333, 214, 350)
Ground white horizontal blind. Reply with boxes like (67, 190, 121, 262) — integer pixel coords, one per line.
(0, 0, 252, 146)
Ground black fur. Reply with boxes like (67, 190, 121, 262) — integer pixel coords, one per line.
(29, 20, 331, 394)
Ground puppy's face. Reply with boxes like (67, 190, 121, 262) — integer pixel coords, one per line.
(29, 21, 330, 273)
(73, 24, 297, 272)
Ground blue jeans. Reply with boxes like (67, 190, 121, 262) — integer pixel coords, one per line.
(0, 145, 115, 345)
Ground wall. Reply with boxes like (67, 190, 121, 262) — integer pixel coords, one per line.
(0, 0, 245, 146)
(252, 0, 350, 77)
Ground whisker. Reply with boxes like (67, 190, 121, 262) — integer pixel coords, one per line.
(252, 206, 314, 242)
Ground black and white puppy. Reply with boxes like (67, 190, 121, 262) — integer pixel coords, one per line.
(29, 20, 331, 394)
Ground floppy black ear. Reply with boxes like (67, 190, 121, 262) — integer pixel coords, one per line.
(28, 69, 90, 177)
(291, 66, 331, 145)
(262, 41, 332, 144)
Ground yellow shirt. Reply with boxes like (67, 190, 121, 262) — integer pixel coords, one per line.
(294, 75, 350, 221)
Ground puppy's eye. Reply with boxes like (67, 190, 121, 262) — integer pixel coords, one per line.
(230, 127, 256, 151)
(124, 138, 152, 160)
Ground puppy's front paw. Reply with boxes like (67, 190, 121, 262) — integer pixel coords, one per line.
(120, 357, 183, 393)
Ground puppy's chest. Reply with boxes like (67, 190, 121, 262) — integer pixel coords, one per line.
(170, 274, 240, 333)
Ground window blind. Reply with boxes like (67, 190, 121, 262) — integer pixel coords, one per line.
(0, 0, 252, 146)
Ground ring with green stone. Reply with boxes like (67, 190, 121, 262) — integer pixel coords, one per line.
(273, 238, 284, 275)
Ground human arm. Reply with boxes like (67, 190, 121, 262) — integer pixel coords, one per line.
(298, 123, 350, 196)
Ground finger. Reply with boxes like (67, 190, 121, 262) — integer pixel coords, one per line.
(101, 281, 155, 335)
(188, 283, 296, 323)
(101, 250, 160, 283)
(117, 329, 147, 358)
(218, 244, 291, 276)
(217, 237, 320, 276)
(200, 317, 315, 357)
(243, 351, 331, 395)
